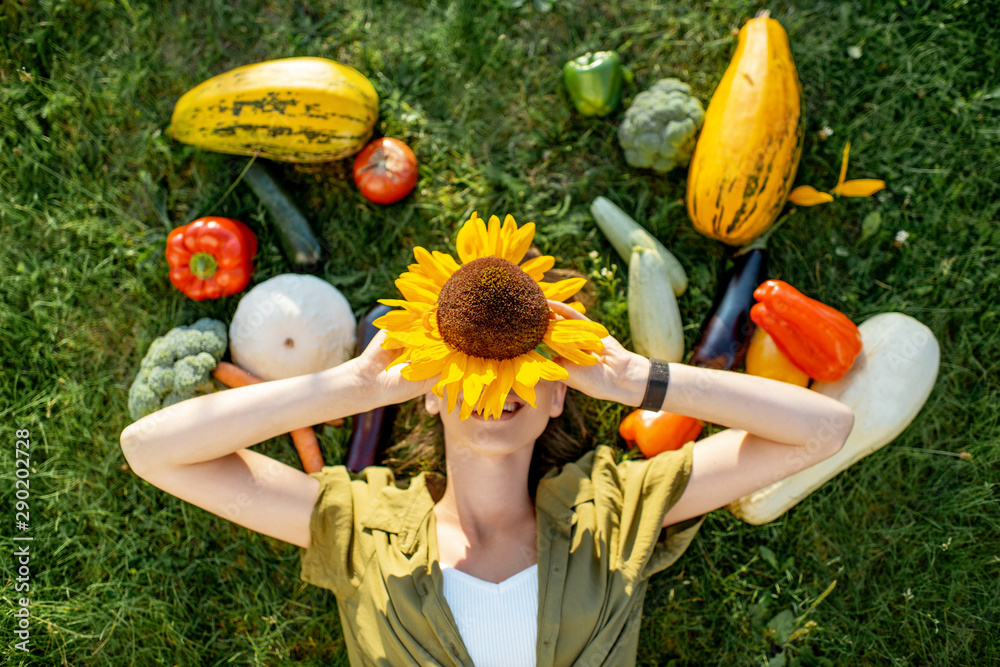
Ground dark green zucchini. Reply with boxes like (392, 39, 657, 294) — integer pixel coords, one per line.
(242, 160, 322, 266)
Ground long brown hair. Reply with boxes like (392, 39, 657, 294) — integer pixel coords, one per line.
(382, 247, 597, 493)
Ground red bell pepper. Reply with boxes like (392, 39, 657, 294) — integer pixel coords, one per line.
(620, 409, 704, 458)
(165, 217, 257, 301)
(749, 280, 862, 382)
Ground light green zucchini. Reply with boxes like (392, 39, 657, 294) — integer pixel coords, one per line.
(590, 196, 687, 296)
(628, 246, 685, 362)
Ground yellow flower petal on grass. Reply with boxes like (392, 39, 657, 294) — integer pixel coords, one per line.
(836, 141, 852, 190)
(834, 179, 886, 197)
(787, 185, 835, 207)
(788, 141, 884, 208)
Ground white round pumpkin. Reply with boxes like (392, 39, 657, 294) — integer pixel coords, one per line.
(229, 274, 357, 380)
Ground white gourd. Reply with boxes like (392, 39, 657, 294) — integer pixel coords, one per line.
(229, 274, 357, 380)
(728, 312, 940, 524)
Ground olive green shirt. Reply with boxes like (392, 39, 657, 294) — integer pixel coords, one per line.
(301, 442, 704, 666)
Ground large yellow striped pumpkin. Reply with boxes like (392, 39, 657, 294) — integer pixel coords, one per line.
(169, 57, 378, 163)
(686, 15, 803, 246)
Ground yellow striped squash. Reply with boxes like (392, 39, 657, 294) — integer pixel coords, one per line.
(686, 14, 803, 246)
(169, 57, 378, 163)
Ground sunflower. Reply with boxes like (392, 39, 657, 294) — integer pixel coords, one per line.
(375, 212, 609, 421)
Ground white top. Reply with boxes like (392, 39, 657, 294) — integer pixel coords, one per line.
(440, 563, 538, 667)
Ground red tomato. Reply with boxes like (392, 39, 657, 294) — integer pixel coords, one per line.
(352, 137, 418, 205)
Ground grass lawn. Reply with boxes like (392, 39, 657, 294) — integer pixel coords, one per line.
(2, 0, 998, 664)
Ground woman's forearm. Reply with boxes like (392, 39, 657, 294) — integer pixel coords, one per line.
(121, 358, 373, 471)
(656, 362, 853, 447)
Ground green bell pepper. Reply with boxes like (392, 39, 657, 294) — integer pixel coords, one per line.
(562, 51, 624, 117)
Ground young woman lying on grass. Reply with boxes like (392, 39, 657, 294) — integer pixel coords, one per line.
(120, 215, 854, 666)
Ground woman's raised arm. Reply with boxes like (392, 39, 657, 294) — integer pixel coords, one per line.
(119, 331, 435, 548)
(547, 301, 855, 526)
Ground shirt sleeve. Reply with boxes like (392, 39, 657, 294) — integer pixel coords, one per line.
(604, 441, 705, 581)
(299, 465, 366, 599)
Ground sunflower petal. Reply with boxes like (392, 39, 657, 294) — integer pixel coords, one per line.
(513, 354, 542, 387)
(374, 310, 421, 331)
(385, 350, 411, 370)
(461, 357, 497, 412)
(378, 298, 432, 313)
(540, 277, 587, 302)
(403, 348, 451, 381)
(409, 341, 452, 364)
(503, 218, 535, 265)
(566, 301, 587, 314)
(479, 359, 515, 420)
(546, 340, 600, 365)
(433, 353, 467, 396)
(504, 222, 535, 264)
(432, 251, 461, 274)
(396, 277, 441, 304)
(527, 350, 570, 380)
(445, 380, 462, 414)
(456, 212, 487, 263)
(519, 255, 555, 281)
(413, 247, 456, 287)
(498, 214, 518, 260)
(834, 179, 885, 197)
(384, 328, 439, 347)
(486, 215, 502, 257)
(787, 185, 835, 207)
(511, 380, 537, 408)
(548, 318, 610, 339)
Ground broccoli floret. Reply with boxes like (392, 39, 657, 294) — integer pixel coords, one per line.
(171, 352, 218, 399)
(618, 78, 706, 173)
(127, 318, 228, 421)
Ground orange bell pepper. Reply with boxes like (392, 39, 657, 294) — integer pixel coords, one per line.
(749, 280, 862, 382)
(745, 327, 810, 387)
(619, 409, 703, 458)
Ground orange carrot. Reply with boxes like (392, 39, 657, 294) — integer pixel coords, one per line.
(212, 361, 262, 387)
(212, 361, 326, 472)
(291, 428, 325, 473)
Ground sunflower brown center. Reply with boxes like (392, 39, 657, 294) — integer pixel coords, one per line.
(436, 256, 550, 360)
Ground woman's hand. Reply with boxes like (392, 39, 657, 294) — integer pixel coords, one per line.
(547, 300, 651, 406)
(352, 329, 438, 406)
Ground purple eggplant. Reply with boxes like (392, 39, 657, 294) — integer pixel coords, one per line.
(345, 303, 397, 473)
(687, 248, 768, 370)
